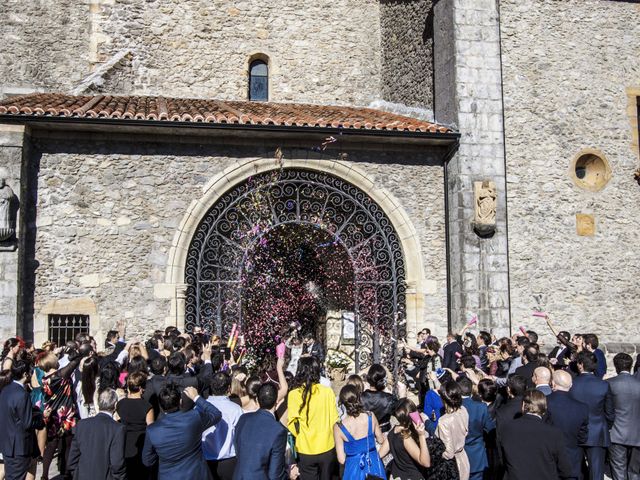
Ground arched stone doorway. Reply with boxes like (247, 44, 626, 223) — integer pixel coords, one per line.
(184, 168, 406, 371)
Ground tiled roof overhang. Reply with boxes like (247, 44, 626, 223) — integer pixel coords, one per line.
(0, 93, 459, 148)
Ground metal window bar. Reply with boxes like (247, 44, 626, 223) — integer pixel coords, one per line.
(48, 314, 90, 346)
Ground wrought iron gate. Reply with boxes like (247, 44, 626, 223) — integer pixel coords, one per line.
(185, 168, 406, 371)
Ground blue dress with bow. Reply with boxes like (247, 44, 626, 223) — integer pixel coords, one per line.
(339, 414, 386, 480)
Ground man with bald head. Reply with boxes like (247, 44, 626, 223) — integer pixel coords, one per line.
(533, 366, 552, 396)
(547, 370, 589, 480)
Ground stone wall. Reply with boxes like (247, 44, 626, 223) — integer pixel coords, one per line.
(380, 0, 434, 110)
(434, 0, 510, 337)
(0, 0, 90, 97)
(1, 0, 386, 107)
(500, 0, 640, 345)
(27, 135, 448, 344)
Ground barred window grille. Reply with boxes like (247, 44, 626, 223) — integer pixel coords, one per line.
(48, 314, 90, 346)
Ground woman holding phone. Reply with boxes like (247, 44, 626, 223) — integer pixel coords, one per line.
(384, 399, 431, 480)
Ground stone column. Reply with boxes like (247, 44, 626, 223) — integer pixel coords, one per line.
(434, 0, 511, 337)
(175, 283, 189, 331)
(0, 124, 27, 340)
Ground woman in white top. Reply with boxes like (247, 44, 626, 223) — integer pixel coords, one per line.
(436, 380, 470, 480)
(286, 335, 304, 375)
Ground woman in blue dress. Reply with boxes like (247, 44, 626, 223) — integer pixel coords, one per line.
(334, 385, 387, 480)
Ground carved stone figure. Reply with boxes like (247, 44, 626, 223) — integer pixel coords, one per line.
(0, 167, 16, 241)
(474, 180, 497, 235)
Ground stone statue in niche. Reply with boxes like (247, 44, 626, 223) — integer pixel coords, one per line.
(0, 167, 17, 242)
(473, 180, 497, 236)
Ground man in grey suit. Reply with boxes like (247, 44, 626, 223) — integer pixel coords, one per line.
(607, 353, 640, 480)
(68, 389, 127, 480)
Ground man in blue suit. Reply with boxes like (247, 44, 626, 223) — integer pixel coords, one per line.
(584, 334, 607, 379)
(0, 360, 41, 480)
(143, 383, 222, 480)
(234, 382, 288, 480)
(569, 351, 615, 480)
(457, 377, 495, 480)
(548, 369, 589, 480)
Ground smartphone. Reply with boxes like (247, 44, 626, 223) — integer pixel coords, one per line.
(409, 411, 422, 425)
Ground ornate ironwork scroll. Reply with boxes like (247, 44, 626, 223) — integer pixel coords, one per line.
(185, 168, 406, 372)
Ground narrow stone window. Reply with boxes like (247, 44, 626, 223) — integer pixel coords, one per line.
(249, 59, 268, 101)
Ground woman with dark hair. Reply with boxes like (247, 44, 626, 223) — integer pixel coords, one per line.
(287, 356, 339, 480)
(361, 364, 397, 434)
(486, 338, 513, 378)
(384, 398, 430, 480)
(1, 337, 23, 370)
(436, 381, 470, 480)
(95, 360, 125, 412)
(241, 375, 262, 412)
(117, 371, 154, 479)
(76, 355, 99, 418)
(462, 333, 481, 369)
(346, 374, 365, 395)
(334, 385, 386, 480)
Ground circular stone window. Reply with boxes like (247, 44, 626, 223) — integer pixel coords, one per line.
(570, 149, 611, 191)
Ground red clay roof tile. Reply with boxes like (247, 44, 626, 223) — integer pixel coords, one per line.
(0, 93, 453, 134)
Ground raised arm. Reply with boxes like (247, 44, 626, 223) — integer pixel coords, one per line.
(57, 356, 82, 380)
(276, 356, 288, 403)
(403, 422, 431, 468)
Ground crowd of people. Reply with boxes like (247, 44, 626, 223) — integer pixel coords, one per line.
(0, 314, 639, 480)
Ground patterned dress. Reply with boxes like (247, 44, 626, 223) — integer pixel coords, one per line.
(42, 371, 77, 439)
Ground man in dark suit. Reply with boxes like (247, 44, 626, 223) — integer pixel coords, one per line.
(569, 351, 615, 480)
(496, 375, 527, 427)
(457, 377, 495, 480)
(0, 360, 40, 480)
(583, 334, 607, 379)
(442, 332, 463, 371)
(67, 388, 127, 480)
(143, 384, 222, 479)
(234, 382, 288, 480)
(607, 353, 640, 480)
(498, 389, 572, 480)
(303, 333, 325, 365)
(513, 345, 540, 389)
(549, 331, 572, 369)
(146, 348, 213, 414)
(548, 369, 589, 480)
(533, 366, 553, 396)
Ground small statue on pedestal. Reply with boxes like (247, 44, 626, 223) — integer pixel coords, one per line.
(0, 167, 16, 242)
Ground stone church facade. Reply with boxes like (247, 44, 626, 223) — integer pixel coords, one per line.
(0, 0, 638, 356)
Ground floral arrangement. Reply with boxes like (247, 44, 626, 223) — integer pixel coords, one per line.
(326, 349, 352, 370)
